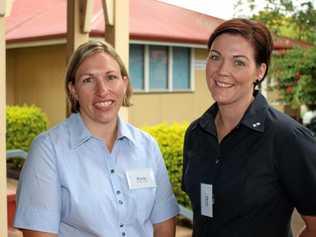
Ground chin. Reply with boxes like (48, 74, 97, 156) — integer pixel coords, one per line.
(95, 114, 117, 124)
(212, 94, 232, 105)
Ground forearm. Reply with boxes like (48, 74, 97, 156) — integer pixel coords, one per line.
(153, 217, 176, 237)
(21, 229, 57, 237)
(298, 215, 316, 237)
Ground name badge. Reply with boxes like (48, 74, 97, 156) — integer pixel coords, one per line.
(126, 168, 156, 190)
(201, 183, 213, 218)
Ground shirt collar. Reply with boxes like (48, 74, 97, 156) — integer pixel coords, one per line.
(117, 117, 136, 146)
(198, 91, 269, 134)
(68, 113, 93, 149)
(198, 104, 218, 136)
(239, 92, 269, 132)
(68, 113, 136, 149)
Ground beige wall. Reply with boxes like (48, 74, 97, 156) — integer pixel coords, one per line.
(0, 16, 8, 237)
(129, 48, 213, 127)
(6, 44, 67, 126)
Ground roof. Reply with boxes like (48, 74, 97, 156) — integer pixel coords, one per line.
(6, 0, 221, 45)
(5, 0, 310, 49)
(128, 0, 223, 44)
(5, 0, 67, 43)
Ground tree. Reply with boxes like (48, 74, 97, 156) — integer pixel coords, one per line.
(234, 0, 316, 43)
(270, 46, 316, 109)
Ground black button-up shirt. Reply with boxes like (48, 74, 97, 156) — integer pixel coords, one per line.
(182, 93, 316, 237)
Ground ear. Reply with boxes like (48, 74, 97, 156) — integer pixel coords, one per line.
(256, 63, 267, 82)
(122, 76, 129, 93)
(68, 82, 78, 100)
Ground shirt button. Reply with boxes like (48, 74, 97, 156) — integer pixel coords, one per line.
(110, 169, 115, 174)
(120, 224, 124, 228)
(119, 200, 123, 205)
(116, 190, 121, 195)
(122, 232, 126, 236)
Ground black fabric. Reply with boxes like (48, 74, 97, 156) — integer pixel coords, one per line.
(182, 92, 316, 237)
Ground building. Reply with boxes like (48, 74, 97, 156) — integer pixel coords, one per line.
(5, 0, 307, 127)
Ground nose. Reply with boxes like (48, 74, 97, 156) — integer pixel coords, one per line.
(217, 59, 230, 75)
(95, 78, 109, 96)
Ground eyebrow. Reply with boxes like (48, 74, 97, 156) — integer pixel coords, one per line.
(210, 49, 250, 61)
(233, 55, 249, 60)
(77, 72, 92, 77)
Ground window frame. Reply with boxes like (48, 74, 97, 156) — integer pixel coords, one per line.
(129, 41, 196, 93)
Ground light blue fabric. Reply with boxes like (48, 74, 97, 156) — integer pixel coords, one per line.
(14, 113, 179, 237)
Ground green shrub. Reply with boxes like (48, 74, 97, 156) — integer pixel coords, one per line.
(6, 105, 48, 168)
(270, 46, 316, 109)
(143, 123, 191, 208)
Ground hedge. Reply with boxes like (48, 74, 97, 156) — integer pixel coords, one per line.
(143, 123, 191, 208)
(6, 105, 48, 168)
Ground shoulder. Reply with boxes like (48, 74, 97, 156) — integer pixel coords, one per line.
(187, 118, 200, 133)
(31, 118, 71, 150)
(266, 106, 311, 135)
(122, 122, 159, 149)
(266, 106, 315, 149)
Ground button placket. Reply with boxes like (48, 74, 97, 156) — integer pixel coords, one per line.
(106, 152, 127, 234)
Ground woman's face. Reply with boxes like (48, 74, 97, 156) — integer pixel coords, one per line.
(69, 51, 128, 128)
(206, 33, 266, 106)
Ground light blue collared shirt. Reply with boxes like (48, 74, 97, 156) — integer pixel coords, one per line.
(14, 113, 179, 237)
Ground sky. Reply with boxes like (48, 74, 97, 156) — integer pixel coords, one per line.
(159, 0, 254, 19)
(160, 0, 315, 20)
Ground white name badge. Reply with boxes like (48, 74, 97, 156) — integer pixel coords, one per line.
(126, 168, 156, 190)
(201, 183, 213, 218)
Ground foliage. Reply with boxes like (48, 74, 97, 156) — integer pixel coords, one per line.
(143, 123, 191, 208)
(270, 46, 316, 108)
(234, 0, 316, 43)
(6, 105, 48, 168)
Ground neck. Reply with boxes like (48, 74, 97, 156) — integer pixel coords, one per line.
(80, 115, 118, 152)
(215, 94, 254, 142)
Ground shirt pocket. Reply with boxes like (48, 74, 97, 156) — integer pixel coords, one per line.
(128, 187, 156, 221)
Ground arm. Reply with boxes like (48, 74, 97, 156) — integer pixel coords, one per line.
(298, 215, 316, 237)
(153, 217, 176, 237)
(14, 134, 61, 233)
(21, 230, 57, 237)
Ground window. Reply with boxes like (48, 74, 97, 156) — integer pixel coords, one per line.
(129, 44, 144, 90)
(149, 46, 168, 90)
(129, 44, 193, 92)
(173, 47, 191, 90)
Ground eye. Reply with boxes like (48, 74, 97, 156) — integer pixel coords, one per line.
(234, 59, 246, 66)
(81, 76, 94, 83)
(209, 53, 219, 61)
(107, 74, 118, 80)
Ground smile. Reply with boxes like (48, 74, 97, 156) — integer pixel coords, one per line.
(94, 100, 113, 108)
(215, 80, 234, 88)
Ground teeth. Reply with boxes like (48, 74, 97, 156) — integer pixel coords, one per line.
(216, 81, 233, 88)
(95, 101, 113, 107)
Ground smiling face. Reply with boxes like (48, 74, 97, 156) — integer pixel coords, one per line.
(206, 33, 266, 107)
(68, 51, 128, 129)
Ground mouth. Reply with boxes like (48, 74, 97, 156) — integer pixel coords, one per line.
(215, 80, 234, 88)
(94, 100, 114, 109)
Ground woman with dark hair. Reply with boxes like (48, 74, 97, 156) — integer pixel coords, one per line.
(14, 40, 179, 237)
(182, 18, 316, 237)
